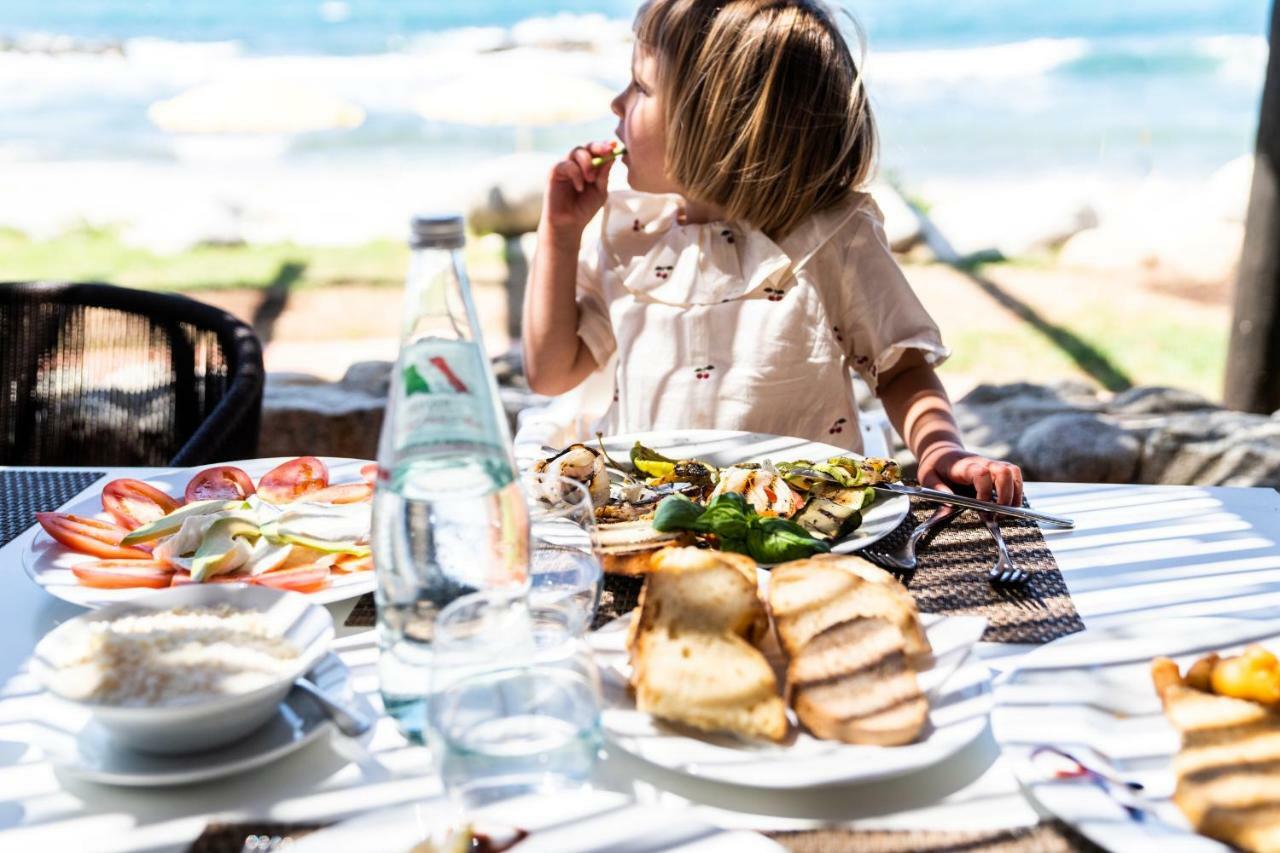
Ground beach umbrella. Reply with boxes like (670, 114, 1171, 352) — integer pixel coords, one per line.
(413, 67, 615, 128)
(148, 80, 365, 135)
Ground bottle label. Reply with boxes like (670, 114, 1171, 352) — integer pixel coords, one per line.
(395, 339, 503, 454)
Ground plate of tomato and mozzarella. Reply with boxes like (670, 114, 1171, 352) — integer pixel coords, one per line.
(24, 457, 378, 609)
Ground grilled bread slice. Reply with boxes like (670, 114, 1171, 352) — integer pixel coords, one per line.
(627, 547, 787, 742)
(789, 616, 928, 746)
(1152, 657, 1280, 852)
(595, 519, 690, 576)
(768, 555, 930, 661)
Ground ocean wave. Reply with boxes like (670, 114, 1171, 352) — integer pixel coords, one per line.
(866, 37, 1091, 83)
(866, 32, 1268, 86)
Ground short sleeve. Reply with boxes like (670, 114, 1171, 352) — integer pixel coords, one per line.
(575, 212, 617, 367)
(837, 200, 949, 394)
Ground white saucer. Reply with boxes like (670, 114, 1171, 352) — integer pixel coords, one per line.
(49, 652, 363, 787)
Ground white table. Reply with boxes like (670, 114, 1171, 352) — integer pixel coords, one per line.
(1, 470, 1278, 851)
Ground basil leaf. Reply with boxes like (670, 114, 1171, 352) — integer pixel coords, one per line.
(748, 515, 831, 563)
(652, 495, 707, 532)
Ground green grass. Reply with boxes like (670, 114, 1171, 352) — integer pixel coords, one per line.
(0, 226, 505, 292)
(942, 308, 1228, 400)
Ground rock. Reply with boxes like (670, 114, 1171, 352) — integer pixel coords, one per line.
(266, 371, 326, 388)
(260, 383, 384, 460)
(955, 381, 1105, 459)
(1059, 219, 1244, 285)
(869, 182, 922, 252)
(467, 153, 555, 236)
(925, 194, 1096, 260)
(341, 360, 393, 398)
(1139, 409, 1280, 488)
(1107, 386, 1215, 416)
(1015, 413, 1141, 483)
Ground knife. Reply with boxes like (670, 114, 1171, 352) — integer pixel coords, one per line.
(787, 468, 1075, 529)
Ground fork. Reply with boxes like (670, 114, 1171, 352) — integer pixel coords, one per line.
(875, 503, 958, 571)
(982, 512, 1028, 585)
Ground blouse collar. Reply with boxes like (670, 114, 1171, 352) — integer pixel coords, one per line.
(600, 191, 794, 306)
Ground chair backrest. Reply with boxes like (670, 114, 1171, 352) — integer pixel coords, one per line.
(0, 281, 264, 466)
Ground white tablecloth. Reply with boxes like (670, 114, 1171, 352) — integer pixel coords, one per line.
(1, 469, 1278, 851)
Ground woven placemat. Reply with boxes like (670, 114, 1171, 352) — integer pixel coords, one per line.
(770, 819, 1105, 852)
(189, 819, 1103, 852)
(860, 500, 1083, 645)
(0, 469, 105, 549)
(345, 591, 376, 627)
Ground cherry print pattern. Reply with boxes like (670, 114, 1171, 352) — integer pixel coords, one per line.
(633, 219, 642, 232)
(694, 364, 716, 380)
(833, 325, 844, 344)
(655, 264, 674, 280)
(763, 287, 786, 302)
(721, 228, 735, 244)
(827, 417, 849, 436)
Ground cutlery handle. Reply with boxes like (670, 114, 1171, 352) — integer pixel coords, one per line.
(907, 502, 957, 549)
(294, 678, 372, 738)
(875, 483, 1075, 529)
(981, 513, 1014, 564)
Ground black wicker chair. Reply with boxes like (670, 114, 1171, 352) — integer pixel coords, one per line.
(1, 282, 264, 466)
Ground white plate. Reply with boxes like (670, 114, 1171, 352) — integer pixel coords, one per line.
(292, 788, 786, 852)
(592, 429, 911, 553)
(23, 456, 375, 608)
(591, 606, 991, 789)
(991, 617, 1280, 853)
(46, 652, 367, 787)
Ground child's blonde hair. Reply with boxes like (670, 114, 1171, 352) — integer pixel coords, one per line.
(635, 0, 877, 238)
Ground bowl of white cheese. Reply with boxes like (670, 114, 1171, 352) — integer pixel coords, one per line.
(32, 585, 334, 753)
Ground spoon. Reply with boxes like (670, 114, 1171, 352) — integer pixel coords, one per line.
(290, 677, 371, 738)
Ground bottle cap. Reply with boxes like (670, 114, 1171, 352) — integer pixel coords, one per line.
(410, 213, 465, 249)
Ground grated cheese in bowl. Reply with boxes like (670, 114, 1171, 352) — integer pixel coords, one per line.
(49, 604, 302, 707)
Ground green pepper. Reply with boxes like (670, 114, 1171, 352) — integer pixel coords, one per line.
(631, 442, 677, 480)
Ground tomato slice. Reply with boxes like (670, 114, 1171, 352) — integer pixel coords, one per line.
(73, 559, 174, 589)
(253, 566, 331, 594)
(332, 553, 373, 573)
(169, 571, 252, 587)
(305, 482, 373, 505)
(36, 512, 153, 560)
(184, 466, 256, 503)
(258, 457, 329, 504)
(360, 463, 378, 486)
(101, 479, 181, 530)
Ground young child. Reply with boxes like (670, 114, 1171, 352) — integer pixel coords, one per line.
(522, 0, 1023, 506)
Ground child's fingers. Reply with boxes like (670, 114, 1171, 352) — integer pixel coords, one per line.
(970, 467, 996, 504)
(569, 145, 599, 184)
(552, 158, 586, 193)
(991, 463, 1019, 506)
(586, 140, 618, 157)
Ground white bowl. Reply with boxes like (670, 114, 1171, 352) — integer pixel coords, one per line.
(31, 585, 334, 754)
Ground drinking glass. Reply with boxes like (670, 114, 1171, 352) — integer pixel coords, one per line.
(427, 589, 603, 810)
(522, 474, 603, 638)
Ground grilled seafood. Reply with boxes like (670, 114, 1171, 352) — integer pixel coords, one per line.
(532, 444, 610, 507)
(709, 466, 805, 517)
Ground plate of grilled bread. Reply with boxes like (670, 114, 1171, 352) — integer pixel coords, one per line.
(587, 547, 992, 788)
(992, 617, 1280, 853)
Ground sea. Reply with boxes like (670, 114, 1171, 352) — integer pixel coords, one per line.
(0, 0, 1271, 243)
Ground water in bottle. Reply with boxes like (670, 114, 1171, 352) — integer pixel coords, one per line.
(373, 213, 529, 743)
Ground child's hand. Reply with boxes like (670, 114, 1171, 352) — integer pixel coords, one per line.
(918, 445, 1024, 506)
(543, 141, 617, 244)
